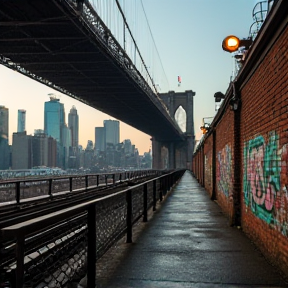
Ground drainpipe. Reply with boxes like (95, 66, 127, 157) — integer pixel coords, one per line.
(230, 81, 242, 226)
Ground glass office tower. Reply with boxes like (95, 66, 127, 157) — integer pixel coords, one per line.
(44, 96, 66, 168)
(95, 127, 105, 152)
(44, 96, 65, 143)
(104, 120, 119, 146)
(17, 109, 26, 132)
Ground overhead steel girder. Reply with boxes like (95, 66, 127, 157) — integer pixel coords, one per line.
(0, 0, 185, 142)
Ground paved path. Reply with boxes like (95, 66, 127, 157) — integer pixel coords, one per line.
(96, 171, 288, 288)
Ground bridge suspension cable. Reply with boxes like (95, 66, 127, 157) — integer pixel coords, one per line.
(88, 0, 170, 93)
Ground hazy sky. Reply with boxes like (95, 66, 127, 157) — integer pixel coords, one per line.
(0, 0, 259, 154)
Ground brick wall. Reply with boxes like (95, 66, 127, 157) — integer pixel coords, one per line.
(240, 20, 288, 276)
(192, 0, 288, 277)
(215, 108, 235, 224)
(204, 134, 213, 197)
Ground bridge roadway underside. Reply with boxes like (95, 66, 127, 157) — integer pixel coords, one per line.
(0, 0, 183, 142)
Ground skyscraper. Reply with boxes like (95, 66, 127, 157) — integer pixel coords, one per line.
(0, 105, 9, 169)
(68, 106, 79, 148)
(62, 124, 71, 169)
(104, 120, 119, 146)
(17, 109, 26, 132)
(32, 130, 49, 167)
(123, 139, 132, 155)
(95, 127, 105, 152)
(12, 131, 32, 169)
(32, 129, 57, 168)
(68, 106, 79, 169)
(0, 105, 8, 140)
(44, 96, 65, 143)
(44, 96, 66, 168)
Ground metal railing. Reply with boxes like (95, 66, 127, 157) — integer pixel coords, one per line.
(0, 170, 160, 205)
(1, 169, 185, 288)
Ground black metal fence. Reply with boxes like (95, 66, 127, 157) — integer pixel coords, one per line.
(1, 169, 185, 288)
(0, 170, 159, 205)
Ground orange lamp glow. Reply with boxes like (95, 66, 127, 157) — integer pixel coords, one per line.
(200, 126, 207, 134)
(222, 35, 240, 53)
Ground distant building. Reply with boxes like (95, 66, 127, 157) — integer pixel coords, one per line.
(68, 106, 78, 148)
(44, 96, 65, 143)
(95, 127, 105, 153)
(62, 124, 71, 169)
(141, 151, 152, 168)
(12, 130, 57, 169)
(104, 120, 119, 146)
(68, 106, 79, 169)
(44, 96, 68, 168)
(17, 109, 26, 132)
(34, 129, 45, 134)
(123, 139, 132, 155)
(12, 131, 32, 169)
(86, 140, 94, 151)
(32, 131, 49, 167)
(83, 141, 94, 169)
(47, 136, 57, 167)
(0, 105, 10, 169)
(0, 105, 9, 138)
(32, 130, 57, 168)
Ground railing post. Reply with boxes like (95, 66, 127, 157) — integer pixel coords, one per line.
(159, 178, 163, 202)
(69, 177, 73, 192)
(48, 179, 53, 197)
(96, 175, 99, 187)
(163, 177, 167, 196)
(16, 182, 20, 204)
(87, 204, 96, 288)
(168, 174, 172, 190)
(112, 174, 115, 185)
(105, 175, 108, 186)
(143, 183, 148, 222)
(126, 190, 132, 243)
(15, 235, 25, 288)
(153, 180, 156, 211)
(85, 175, 88, 189)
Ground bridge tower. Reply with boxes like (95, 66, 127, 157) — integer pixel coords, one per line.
(152, 90, 196, 170)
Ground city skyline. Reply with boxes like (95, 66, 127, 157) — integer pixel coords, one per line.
(0, 75, 151, 155)
(1, 99, 146, 170)
(1, 99, 145, 155)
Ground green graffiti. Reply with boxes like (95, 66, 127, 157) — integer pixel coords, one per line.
(244, 132, 281, 225)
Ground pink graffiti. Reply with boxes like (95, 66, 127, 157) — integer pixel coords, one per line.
(265, 183, 275, 211)
(249, 146, 267, 207)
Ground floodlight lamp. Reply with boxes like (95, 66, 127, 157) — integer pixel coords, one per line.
(214, 91, 225, 102)
(222, 35, 240, 53)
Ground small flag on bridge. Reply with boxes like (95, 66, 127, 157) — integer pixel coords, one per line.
(178, 76, 181, 86)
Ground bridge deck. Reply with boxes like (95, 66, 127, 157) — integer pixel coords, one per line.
(0, 0, 183, 142)
(93, 171, 287, 288)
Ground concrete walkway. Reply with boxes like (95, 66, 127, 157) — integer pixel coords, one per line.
(96, 171, 288, 288)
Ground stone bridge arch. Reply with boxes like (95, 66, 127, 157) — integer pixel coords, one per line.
(152, 90, 196, 169)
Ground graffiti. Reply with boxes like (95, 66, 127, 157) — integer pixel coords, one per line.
(244, 131, 288, 236)
(204, 151, 212, 188)
(217, 144, 233, 197)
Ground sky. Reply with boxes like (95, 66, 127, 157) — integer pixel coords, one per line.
(0, 0, 259, 154)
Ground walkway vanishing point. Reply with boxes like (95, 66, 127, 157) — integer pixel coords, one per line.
(92, 171, 288, 288)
